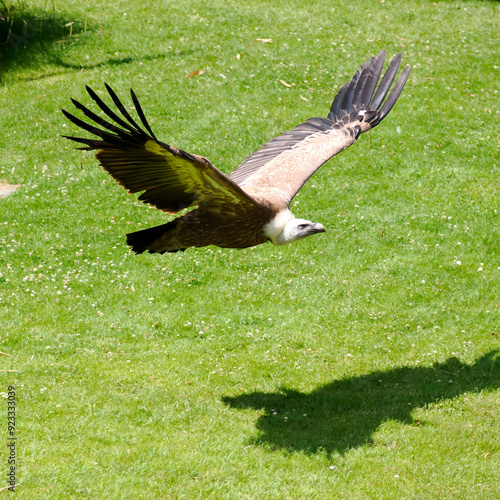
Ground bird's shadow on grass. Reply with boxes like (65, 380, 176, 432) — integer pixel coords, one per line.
(222, 350, 500, 455)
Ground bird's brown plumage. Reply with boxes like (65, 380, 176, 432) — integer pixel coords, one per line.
(62, 50, 411, 253)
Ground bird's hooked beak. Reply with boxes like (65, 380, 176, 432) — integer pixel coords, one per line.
(310, 222, 326, 234)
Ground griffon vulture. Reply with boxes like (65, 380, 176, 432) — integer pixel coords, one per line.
(63, 50, 410, 254)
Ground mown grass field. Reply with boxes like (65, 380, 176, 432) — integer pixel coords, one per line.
(0, 0, 499, 498)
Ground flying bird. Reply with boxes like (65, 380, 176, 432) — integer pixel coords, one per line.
(63, 50, 410, 254)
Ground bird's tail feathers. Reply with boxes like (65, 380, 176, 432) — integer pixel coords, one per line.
(126, 220, 185, 254)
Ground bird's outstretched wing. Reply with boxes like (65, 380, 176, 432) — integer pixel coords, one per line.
(229, 50, 411, 203)
(62, 84, 257, 215)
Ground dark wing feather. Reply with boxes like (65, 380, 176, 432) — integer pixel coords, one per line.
(85, 85, 145, 136)
(230, 50, 411, 204)
(62, 85, 257, 214)
(369, 53, 402, 110)
(130, 88, 158, 140)
(377, 64, 411, 122)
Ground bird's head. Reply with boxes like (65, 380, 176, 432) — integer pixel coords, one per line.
(264, 211, 326, 246)
(278, 218, 326, 245)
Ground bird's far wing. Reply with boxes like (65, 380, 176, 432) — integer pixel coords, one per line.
(62, 84, 257, 214)
(230, 50, 411, 204)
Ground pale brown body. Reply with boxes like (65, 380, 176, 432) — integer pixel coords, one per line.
(145, 201, 280, 253)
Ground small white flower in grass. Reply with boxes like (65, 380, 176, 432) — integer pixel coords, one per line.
(329, 465, 336, 470)
(477, 267, 483, 271)
(456, 260, 461, 265)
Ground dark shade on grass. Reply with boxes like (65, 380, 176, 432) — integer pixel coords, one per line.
(0, 2, 82, 78)
(223, 350, 500, 454)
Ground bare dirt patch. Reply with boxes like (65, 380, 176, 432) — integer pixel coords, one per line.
(0, 181, 21, 199)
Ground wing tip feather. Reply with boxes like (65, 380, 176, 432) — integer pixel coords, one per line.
(329, 49, 410, 130)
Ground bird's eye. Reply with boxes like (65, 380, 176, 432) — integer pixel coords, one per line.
(298, 224, 308, 230)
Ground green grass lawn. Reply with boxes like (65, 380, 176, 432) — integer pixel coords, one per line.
(1, 0, 499, 497)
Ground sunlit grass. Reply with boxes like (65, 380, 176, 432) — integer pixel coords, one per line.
(1, 0, 499, 498)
